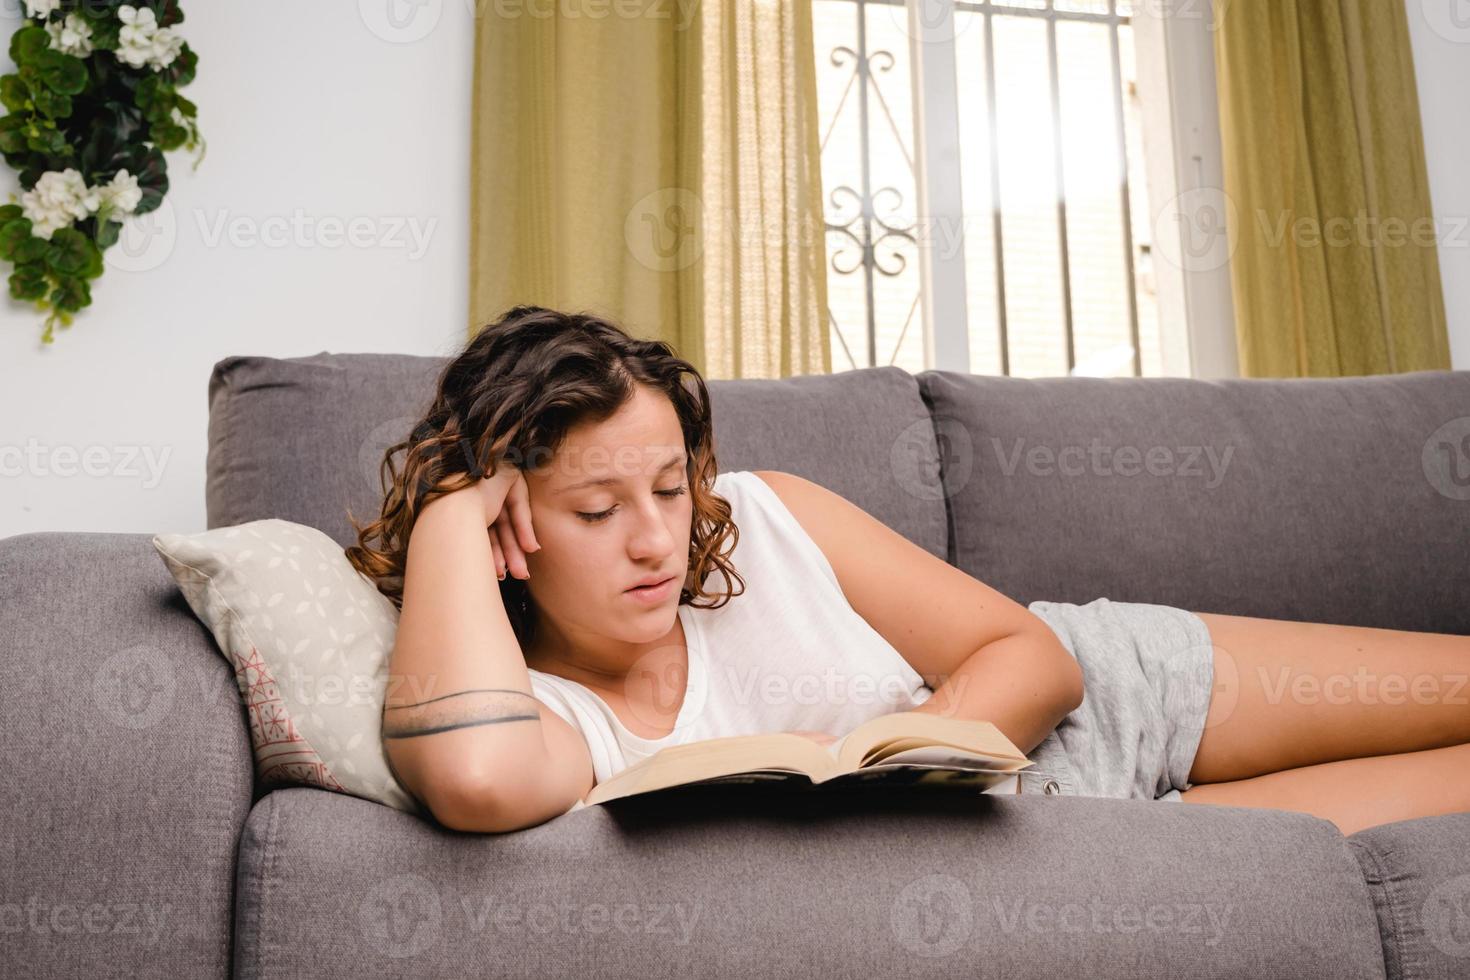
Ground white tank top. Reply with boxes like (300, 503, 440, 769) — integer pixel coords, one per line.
(527, 469, 936, 786)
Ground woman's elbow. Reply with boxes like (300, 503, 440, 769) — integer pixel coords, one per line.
(1045, 634, 1085, 715)
(428, 764, 576, 834)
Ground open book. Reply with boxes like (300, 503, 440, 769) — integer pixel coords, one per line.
(584, 711, 1036, 806)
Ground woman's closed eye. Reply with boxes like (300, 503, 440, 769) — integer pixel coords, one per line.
(576, 485, 687, 524)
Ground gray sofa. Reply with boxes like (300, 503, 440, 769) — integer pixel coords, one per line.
(4, 353, 1469, 979)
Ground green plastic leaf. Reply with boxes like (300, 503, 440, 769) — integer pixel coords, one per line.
(35, 50, 87, 96)
(127, 144, 168, 214)
(135, 74, 160, 109)
(84, 14, 122, 52)
(45, 227, 91, 275)
(0, 118, 27, 155)
(166, 45, 196, 88)
(25, 126, 68, 156)
(49, 274, 91, 313)
(0, 217, 34, 261)
(9, 265, 48, 302)
(0, 74, 29, 112)
(151, 120, 186, 151)
(15, 236, 48, 264)
(79, 235, 103, 278)
(31, 86, 73, 120)
(10, 27, 49, 67)
(94, 218, 121, 250)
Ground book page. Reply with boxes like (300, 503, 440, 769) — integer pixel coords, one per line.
(835, 713, 1028, 771)
(820, 764, 1020, 791)
(874, 745, 1031, 770)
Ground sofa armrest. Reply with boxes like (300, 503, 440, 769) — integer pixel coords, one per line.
(0, 532, 254, 980)
(232, 784, 1385, 979)
(1349, 813, 1470, 980)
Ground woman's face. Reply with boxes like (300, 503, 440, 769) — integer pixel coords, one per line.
(520, 384, 696, 648)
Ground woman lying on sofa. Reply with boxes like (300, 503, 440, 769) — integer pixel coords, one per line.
(345, 305, 1470, 835)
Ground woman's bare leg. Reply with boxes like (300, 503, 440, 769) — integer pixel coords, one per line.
(1187, 612, 1470, 784)
(1178, 741, 1470, 836)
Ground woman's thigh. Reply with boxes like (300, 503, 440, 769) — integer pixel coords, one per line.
(1187, 611, 1470, 784)
(1178, 741, 1470, 836)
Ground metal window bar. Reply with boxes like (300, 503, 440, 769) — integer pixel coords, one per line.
(821, 0, 1142, 376)
(822, 0, 919, 371)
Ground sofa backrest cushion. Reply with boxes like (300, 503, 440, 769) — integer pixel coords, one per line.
(206, 355, 948, 560)
(917, 368, 1470, 633)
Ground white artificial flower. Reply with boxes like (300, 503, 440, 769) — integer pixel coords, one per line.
(117, 4, 158, 30)
(147, 26, 183, 70)
(19, 169, 101, 240)
(115, 4, 160, 69)
(23, 0, 61, 18)
(45, 13, 95, 58)
(96, 170, 143, 217)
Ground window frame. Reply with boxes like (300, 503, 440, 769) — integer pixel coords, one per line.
(887, 0, 1238, 377)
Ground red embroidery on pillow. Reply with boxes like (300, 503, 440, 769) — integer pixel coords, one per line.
(233, 644, 346, 792)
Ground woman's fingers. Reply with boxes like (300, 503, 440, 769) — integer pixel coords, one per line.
(505, 471, 542, 555)
(488, 529, 506, 580)
(495, 515, 529, 580)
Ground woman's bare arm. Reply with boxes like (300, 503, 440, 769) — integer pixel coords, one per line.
(383, 487, 594, 832)
(751, 470, 1084, 755)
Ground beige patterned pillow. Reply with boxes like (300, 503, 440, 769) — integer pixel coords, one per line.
(152, 519, 424, 815)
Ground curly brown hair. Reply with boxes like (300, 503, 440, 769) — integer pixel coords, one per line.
(344, 305, 746, 649)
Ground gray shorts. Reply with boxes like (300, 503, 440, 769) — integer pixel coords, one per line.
(1015, 598, 1216, 802)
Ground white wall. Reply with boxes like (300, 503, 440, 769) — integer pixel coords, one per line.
(0, 1, 474, 537)
(1407, 0, 1470, 370)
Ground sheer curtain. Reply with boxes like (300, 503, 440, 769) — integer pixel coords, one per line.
(469, 1, 830, 379)
(1213, 0, 1450, 377)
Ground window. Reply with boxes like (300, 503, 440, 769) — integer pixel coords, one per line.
(814, 0, 1232, 378)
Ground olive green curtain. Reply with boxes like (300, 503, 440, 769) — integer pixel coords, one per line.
(469, 1, 831, 379)
(1213, 0, 1450, 377)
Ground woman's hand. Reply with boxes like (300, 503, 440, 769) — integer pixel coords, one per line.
(782, 729, 838, 748)
(478, 462, 540, 581)
(425, 461, 541, 581)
